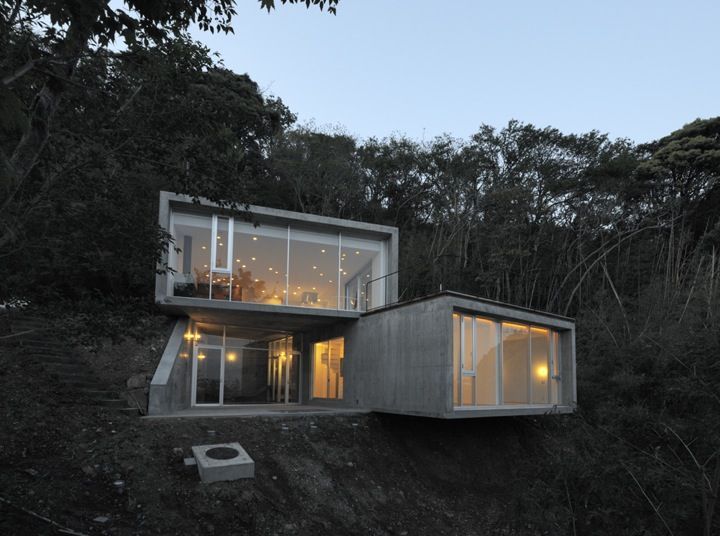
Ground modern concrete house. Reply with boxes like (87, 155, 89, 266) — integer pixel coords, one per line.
(150, 191, 577, 418)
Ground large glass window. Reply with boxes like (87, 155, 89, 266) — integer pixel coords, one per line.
(170, 209, 388, 310)
(312, 337, 344, 399)
(288, 229, 339, 309)
(232, 221, 288, 304)
(340, 236, 383, 311)
(452, 313, 562, 408)
(172, 213, 212, 298)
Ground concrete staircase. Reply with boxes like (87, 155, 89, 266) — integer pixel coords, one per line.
(3, 313, 138, 414)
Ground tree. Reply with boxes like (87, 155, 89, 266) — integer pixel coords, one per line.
(0, 0, 338, 248)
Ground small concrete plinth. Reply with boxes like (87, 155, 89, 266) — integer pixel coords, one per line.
(191, 442, 255, 483)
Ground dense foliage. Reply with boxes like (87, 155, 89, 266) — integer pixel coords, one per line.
(1, 7, 719, 534)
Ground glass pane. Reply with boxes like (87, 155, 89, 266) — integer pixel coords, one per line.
(461, 376, 474, 406)
(552, 331, 561, 404)
(195, 323, 223, 346)
(531, 328, 550, 404)
(462, 315, 474, 372)
(289, 229, 339, 309)
(196, 347, 221, 404)
(232, 221, 288, 304)
(340, 236, 383, 311)
(214, 217, 230, 270)
(172, 212, 211, 298)
(502, 323, 530, 404)
(312, 341, 329, 398)
(223, 345, 269, 404)
(210, 272, 230, 300)
(328, 337, 344, 399)
(475, 318, 498, 405)
(452, 313, 460, 406)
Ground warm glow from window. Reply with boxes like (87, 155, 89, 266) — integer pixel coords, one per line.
(226, 352, 237, 362)
(536, 365, 548, 379)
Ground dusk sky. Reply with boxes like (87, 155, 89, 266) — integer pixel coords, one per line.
(191, 0, 719, 144)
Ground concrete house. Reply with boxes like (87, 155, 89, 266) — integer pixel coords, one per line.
(149, 191, 577, 418)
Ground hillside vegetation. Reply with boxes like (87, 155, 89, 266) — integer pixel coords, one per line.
(1, 10, 720, 535)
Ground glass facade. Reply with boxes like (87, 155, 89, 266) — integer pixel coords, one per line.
(452, 313, 562, 408)
(188, 323, 298, 406)
(170, 210, 387, 310)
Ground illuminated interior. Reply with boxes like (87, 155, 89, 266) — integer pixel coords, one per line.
(452, 313, 561, 407)
(312, 337, 344, 400)
(170, 210, 387, 310)
(189, 323, 298, 405)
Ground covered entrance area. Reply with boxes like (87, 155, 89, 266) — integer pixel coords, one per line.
(189, 323, 300, 407)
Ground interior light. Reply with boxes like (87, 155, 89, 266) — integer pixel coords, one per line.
(201, 246, 207, 250)
(217, 235, 221, 239)
(321, 249, 326, 253)
(319, 273, 324, 276)
(355, 251, 360, 255)
(254, 278, 260, 282)
(312, 287, 316, 290)
(313, 266, 317, 270)
(297, 286, 301, 290)
(366, 274, 370, 278)
(262, 290, 266, 293)
(183, 332, 193, 341)
(329, 280, 333, 283)
(251, 257, 256, 261)
(235, 259, 241, 262)
(194, 333, 201, 341)
(227, 352, 237, 362)
(197, 352, 206, 360)
(292, 292, 297, 295)
(536, 365, 549, 380)
(252, 236, 258, 241)
(241, 264, 246, 268)
(203, 264, 208, 268)
(268, 267, 273, 271)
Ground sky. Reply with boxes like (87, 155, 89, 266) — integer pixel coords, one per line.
(190, 0, 720, 144)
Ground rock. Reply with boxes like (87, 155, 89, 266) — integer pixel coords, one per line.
(81, 465, 96, 477)
(171, 447, 184, 461)
(126, 374, 147, 389)
(93, 516, 109, 524)
(183, 457, 197, 466)
(24, 468, 39, 477)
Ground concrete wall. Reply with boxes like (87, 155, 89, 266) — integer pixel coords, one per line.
(148, 319, 192, 415)
(343, 298, 452, 417)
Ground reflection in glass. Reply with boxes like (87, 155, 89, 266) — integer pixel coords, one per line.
(172, 213, 212, 298)
(195, 347, 222, 404)
(214, 216, 230, 270)
(340, 236, 382, 311)
(475, 318, 498, 405)
(232, 221, 287, 304)
(531, 328, 550, 404)
(502, 323, 530, 404)
(288, 229, 339, 309)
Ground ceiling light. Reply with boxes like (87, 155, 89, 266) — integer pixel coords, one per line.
(219, 243, 223, 246)
(355, 251, 360, 255)
(329, 280, 333, 283)
(251, 257, 256, 261)
(217, 235, 221, 239)
(321, 249, 326, 253)
(268, 267, 273, 271)
(197, 352, 206, 360)
(227, 352, 237, 362)
(201, 246, 207, 250)
(252, 236, 258, 241)
(313, 266, 317, 270)
(241, 264, 246, 268)
(312, 287, 316, 290)
(203, 264, 208, 268)
(254, 279, 259, 282)
(319, 273, 324, 276)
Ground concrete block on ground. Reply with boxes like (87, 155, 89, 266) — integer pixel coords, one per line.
(191, 442, 254, 483)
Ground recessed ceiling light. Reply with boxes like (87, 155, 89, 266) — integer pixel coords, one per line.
(203, 264, 208, 268)
(252, 237, 258, 241)
(321, 249, 326, 253)
(319, 273, 324, 276)
(355, 251, 360, 255)
(313, 266, 317, 270)
(241, 264, 246, 268)
(254, 279, 259, 282)
(251, 257, 256, 261)
(268, 267, 273, 271)
(201, 246, 207, 250)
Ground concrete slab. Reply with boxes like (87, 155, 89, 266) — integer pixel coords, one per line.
(191, 442, 254, 483)
(143, 404, 369, 420)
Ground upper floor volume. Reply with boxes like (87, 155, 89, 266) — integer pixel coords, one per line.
(155, 191, 399, 320)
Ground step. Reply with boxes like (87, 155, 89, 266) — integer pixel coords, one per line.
(79, 389, 120, 398)
(95, 399, 130, 408)
(118, 407, 141, 415)
(40, 356, 83, 365)
(57, 379, 97, 388)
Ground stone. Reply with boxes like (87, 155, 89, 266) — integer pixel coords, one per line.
(126, 374, 147, 389)
(191, 443, 254, 483)
(183, 457, 197, 466)
(93, 516, 109, 524)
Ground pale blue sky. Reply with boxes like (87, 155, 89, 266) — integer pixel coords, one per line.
(191, 0, 720, 144)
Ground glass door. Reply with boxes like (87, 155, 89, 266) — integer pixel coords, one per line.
(193, 346, 223, 405)
(312, 337, 344, 400)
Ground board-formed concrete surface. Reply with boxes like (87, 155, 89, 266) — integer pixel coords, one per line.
(191, 442, 255, 482)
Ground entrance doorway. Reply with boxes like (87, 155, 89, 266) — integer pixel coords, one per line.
(311, 337, 344, 400)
